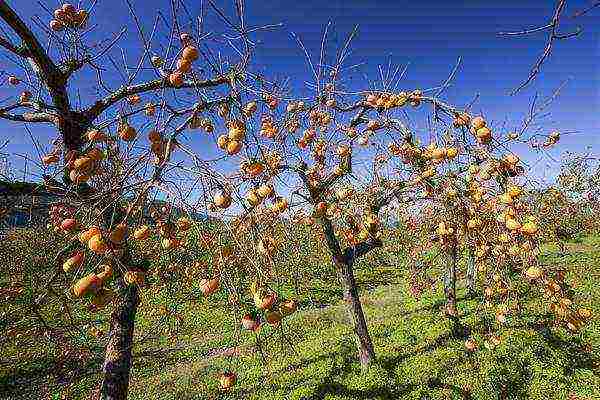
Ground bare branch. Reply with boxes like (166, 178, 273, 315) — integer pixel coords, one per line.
(0, 34, 26, 56)
(571, 1, 600, 17)
(501, 0, 584, 95)
(0, 1, 69, 112)
(0, 102, 55, 123)
(85, 74, 230, 119)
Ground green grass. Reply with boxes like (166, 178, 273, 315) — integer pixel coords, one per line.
(2, 234, 600, 399)
(127, 237, 600, 400)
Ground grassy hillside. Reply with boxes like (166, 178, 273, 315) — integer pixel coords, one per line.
(1, 234, 600, 400)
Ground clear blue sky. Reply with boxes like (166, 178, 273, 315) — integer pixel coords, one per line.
(0, 0, 598, 185)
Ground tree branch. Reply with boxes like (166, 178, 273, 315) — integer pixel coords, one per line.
(0, 1, 70, 113)
(0, 34, 26, 56)
(321, 216, 343, 260)
(0, 102, 55, 123)
(343, 238, 383, 265)
(572, 1, 600, 17)
(500, 0, 584, 95)
(371, 181, 406, 213)
(85, 74, 230, 119)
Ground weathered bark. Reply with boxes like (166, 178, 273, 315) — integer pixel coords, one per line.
(100, 281, 140, 400)
(338, 259, 375, 368)
(60, 112, 91, 152)
(466, 248, 477, 297)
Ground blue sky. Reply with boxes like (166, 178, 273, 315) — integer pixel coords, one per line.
(0, 0, 598, 185)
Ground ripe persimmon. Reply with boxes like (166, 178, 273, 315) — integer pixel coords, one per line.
(169, 72, 184, 87)
(88, 234, 108, 254)
(219, 372, 236, 391)
(72, 273, 100, 298)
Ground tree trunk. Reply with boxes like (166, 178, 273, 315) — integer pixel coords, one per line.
(60, 112, 91, 153)
(339, 259, 375, 368)
(100, 282, 140, 400)
(97, 204, 139, 400)
(319, 217, 375, 368)
(444, 245, 466, 337)
(466, 248, 476, 297)
(444, 246, 457, 316)
(558, 240, 566, 255)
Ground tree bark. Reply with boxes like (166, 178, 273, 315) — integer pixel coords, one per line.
(466, 248, 476, 297)
(443, 246, 457, 316)
(319, 217, 375, 368)
(96, 202, 140, 400)
(338, 259, 375, 368)
(60, 111, 91, 152)
(444, 245, 466, 337)
(100, 281, 140, 400)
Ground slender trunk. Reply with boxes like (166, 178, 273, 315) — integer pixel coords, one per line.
(56, 100, 140, 399)
(98, 204, 139, 400)
(339, 259, 375, 368)
(319, 217, 375, 367)
(466, 248, 476, 297)
(443, 245, 457, 316)
(100, 281, 140, 400)
(444, 245, 465, 337)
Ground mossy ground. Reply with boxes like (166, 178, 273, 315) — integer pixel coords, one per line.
(1, 235, 600, 399)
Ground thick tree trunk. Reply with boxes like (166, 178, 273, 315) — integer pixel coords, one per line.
(338, 259, 375, 368)
(59, 112, 91, 153)
(466, 248, 476, 297)
(100, 282, 139, 400)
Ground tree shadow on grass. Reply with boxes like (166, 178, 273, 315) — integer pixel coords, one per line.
(0, 353, 103, 399)
(237, 342, 359, 398)
(526, 319, 600, 377)
(238, 332, 461, 400)
(309, 381, 416, 400)
(131, 348, 193, 371)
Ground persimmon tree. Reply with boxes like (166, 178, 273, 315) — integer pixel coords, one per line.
(0, 1, 245, 398)
(0, 1, 594, 398)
